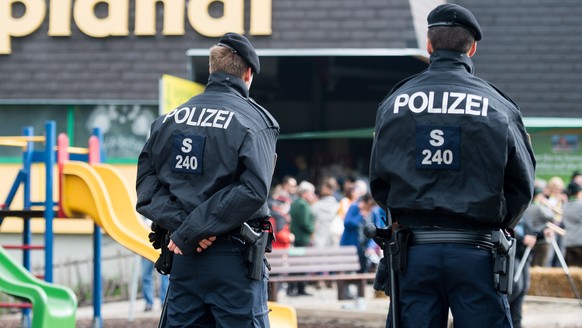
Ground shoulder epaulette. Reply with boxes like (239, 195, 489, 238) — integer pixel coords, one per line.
(248, 97, 280, 129)
(484, 80, 520, 110)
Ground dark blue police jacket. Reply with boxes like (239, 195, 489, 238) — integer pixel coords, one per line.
(370, 50, 536, 230)
(136, 72, 279, 255)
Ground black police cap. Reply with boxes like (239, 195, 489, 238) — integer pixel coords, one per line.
(217, 32, 260, 74)
(427, 3, 482, 41)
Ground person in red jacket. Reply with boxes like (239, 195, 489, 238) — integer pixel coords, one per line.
(269, 195, 294, 249)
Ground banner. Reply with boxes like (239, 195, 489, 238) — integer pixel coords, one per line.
(159, 74, 205, 115)
(530, 130, 582, 183)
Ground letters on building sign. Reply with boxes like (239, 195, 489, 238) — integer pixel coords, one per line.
(0, 0, 272, 55)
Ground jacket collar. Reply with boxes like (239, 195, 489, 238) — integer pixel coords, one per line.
(429, 50, 475, 75)
(206, 71, 250, 98)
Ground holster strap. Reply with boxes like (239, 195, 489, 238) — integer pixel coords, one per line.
(411, 230, 494, 250)
(218, 227, 241, 236)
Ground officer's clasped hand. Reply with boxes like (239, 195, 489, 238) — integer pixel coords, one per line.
(196, 236, 217, 253)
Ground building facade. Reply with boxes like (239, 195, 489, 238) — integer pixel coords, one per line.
(1, 0, 581, 179)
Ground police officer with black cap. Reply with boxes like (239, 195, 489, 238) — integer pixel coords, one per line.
(136, 32, 279, 327)
(369, 3, 535, 327)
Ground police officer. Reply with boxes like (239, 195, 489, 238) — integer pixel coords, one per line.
(369, 4, 536, 327)
(136, 32, 279, 327)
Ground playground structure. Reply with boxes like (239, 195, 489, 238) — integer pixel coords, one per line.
(0, 120, 162, 327)
(0, 120, 297, 327)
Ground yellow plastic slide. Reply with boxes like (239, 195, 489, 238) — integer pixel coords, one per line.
(60, 161, 159, 262)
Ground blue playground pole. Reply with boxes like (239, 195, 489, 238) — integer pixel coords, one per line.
(21, 126, 33, 272)
(91, 127, 104, 328)
(44, 121, 56, 283)
(92, 221, 102, 328)
(21, 126, 33, 328)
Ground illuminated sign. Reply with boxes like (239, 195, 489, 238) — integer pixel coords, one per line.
(0, 0, 272, 54)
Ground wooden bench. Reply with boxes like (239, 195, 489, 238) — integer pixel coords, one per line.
(265, 246, 377, 302)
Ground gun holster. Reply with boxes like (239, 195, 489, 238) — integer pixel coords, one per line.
(240, 220, 273, 280)
(155, 230, 173, 275)
(389, 225, 411, 274)
(492, 229, 516, 294)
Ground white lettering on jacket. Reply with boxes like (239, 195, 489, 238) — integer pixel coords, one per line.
(163, 107, 234, 129)
(393, 91, 489, 117)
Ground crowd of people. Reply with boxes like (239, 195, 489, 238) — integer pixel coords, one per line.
(518, 172, 582, 269)
(267, 174, 386, 296)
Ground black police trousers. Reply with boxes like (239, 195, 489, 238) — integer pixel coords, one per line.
(162, 237, 270, 327)
(388, 243, 512, 328)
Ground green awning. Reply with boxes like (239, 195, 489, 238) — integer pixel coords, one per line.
(279, 127, 374, 140)
(279, 117, 582, 140)
(522, 117, 582, 133)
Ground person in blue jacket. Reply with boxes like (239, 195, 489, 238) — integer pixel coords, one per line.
(340, 193, 384, 273)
